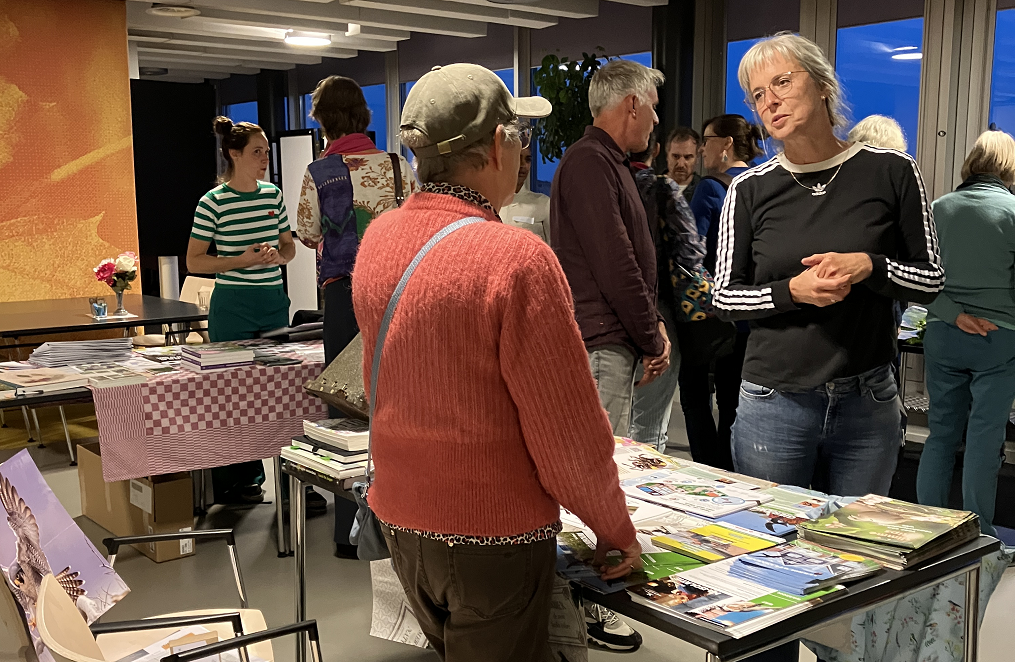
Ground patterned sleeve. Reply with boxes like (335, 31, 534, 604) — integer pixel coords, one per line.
(296, 169, 322, 246)
(191, 193, 217, 242)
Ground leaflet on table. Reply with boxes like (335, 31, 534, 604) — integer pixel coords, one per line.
(118, 356, 178, 375)
(729, 540, 882, 596)
(559, 498, 671, 533)
(134, 346, 182, 363)
(627, 557, 841, 638)
(68, 363, 148, 387)
(714, 487, 829, 537)
(556, 531, 704, 594)
(612, 437, 685, 480)
(621, 470, 772, 517)
(634, 508, 783, 562)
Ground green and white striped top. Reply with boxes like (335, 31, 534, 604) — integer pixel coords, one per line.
(191, 182, 290, 287)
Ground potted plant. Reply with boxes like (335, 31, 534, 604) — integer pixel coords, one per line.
(531, 51, 606, 163)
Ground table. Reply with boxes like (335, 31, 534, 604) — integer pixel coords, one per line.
(1, 387, 94, 464)
(0, 294, 207, 347)
(582, 537, 1000, 662)
(91, 357, 328, 482)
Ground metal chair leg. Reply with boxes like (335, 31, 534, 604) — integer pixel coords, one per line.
(1, 408, 6, 427)
(31, 408, 44, 446)
(59, 406, 76, 466)
(21, 406, 34, 443)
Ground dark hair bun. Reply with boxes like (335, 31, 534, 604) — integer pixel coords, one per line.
(213, 116, 234, 137)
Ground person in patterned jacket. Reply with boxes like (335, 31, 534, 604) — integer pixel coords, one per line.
(295, 75, 416, 551)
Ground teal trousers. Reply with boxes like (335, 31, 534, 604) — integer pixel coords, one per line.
(917, 321, 1015, 536)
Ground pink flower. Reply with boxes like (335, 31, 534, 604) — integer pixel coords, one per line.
(94, 259, 115, 285)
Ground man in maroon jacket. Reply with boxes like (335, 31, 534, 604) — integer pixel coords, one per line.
(549, 57, 669, 653)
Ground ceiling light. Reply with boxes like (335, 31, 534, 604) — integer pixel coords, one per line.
(346, 23, 361, 37)
(139, 66, 169, 76)
(146, 4, 201, 18)
(892, 46, 919, 52)
(892, 52, 923, 60)
(284, 30, 331, 47)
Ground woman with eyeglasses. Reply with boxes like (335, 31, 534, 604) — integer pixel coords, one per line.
(712, 32, 944, 498)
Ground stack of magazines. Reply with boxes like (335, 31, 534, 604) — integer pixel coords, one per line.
(796, 495, 980, 570)
(729, 540, 882, 595)
(181, 343, 255, 372)
(30, 338, 133, 367)
(303, 418, 370, 451)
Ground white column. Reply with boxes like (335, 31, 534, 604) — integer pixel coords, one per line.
(691, 0, 727, 133)
(385, 50, 401, 153)
(514, 26, 532, 97)
(799, 0, 838, 66)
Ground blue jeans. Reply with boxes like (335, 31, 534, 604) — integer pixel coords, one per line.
(731, 364, 902, 496)
(630, 302, 680, 451)
(917, 322, 1015, 537)
(588, 345, 637, 435)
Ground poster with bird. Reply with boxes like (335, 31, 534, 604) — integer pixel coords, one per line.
(0, 450, 129, 661)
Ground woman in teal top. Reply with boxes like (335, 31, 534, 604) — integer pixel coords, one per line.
(186, 117, 296, 504)
(917, 130, 1015, 536)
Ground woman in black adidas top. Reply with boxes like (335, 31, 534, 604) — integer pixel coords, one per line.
(713, 33, 943, 498)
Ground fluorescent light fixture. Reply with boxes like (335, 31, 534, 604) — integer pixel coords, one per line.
(147, 4, 201, 18)
(284, 30, 331, 47)
(346, 23, 361, 37)
(892, 46, 919, 52)
(892, 52, 923, 60)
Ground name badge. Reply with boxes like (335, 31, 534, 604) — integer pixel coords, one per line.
(512, 216, 535, 225)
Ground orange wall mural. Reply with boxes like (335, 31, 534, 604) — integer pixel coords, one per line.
(0, 0, 139, 303)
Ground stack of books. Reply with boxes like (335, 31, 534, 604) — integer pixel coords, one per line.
(281, 435, 369, 482)
(180, 343, 255, 372)
(69, 363, 148, 388)
(729, 540, 882, 595)
(30, 338, 134, 367)
(0, 368, 88, 396)
(796, 495, 980, 570)
(303, 418, 370, 451)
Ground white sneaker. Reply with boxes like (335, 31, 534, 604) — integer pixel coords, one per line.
(584, 603, 643, 652)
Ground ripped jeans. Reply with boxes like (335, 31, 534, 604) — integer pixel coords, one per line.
(730, 363, 902, 497)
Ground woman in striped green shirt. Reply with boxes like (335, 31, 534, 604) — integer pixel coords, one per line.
(187, 117, 296, 342)
(186, 117, 296, 504)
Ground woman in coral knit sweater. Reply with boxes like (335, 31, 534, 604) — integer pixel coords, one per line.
(352, 64, 641, 661)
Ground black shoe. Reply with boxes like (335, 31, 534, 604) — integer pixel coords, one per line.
(585, 603, 643, 652)
(220, 485, 264, 504)
(334, 543, 359, 559)
(306, 488, 327, 516)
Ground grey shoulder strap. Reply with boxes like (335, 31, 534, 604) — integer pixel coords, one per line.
(365, 216, 485, 483)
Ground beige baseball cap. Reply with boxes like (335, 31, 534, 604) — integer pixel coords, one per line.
(400, 63, 552, 158)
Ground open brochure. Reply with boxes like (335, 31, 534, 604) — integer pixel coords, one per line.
(729, 540, 882, 595)
(612, 437, 686, 480)
(622, 470, 772, 518)
(557, 531, 704, 594)
(627, 557, 841, 638)
(715, 486, 830, 537)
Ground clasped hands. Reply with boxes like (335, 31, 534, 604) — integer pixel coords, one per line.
(636, 321, 671, 387)
(789, 252, 873, 307)
(241, 242, 285, 266)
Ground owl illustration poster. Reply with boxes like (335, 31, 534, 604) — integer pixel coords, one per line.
(0, 450, 129, 661)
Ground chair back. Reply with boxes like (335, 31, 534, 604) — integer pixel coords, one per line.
(0, 580, 34, 661)
(35, 575, 105, 662)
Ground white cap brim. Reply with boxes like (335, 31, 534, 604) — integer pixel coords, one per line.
(513, 95, 552, 119)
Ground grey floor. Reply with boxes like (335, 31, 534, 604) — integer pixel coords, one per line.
(3, 405, 1014, 662)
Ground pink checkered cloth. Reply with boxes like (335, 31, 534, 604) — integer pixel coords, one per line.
(93, 357, 329, 482)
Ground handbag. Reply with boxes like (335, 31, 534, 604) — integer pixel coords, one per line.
(304, 153, 407, 418)
(349, 216, 486, 561)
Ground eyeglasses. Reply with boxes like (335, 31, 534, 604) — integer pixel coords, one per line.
(519, 123, 531, 150)
(746, 71, 808, 110)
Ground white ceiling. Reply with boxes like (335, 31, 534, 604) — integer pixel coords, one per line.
(127, 0, 665, 84)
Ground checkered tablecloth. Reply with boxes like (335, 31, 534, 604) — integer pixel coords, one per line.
(93, 357, 329, 481)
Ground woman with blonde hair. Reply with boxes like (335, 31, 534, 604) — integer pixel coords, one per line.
(713, 32, 944, 497)
(848, 114, 908, 152)
(917, 130, 1015, 537)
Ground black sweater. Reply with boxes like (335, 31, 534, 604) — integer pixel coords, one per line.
(713, 143, 943, 391)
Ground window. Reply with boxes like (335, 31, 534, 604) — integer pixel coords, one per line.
(725, 38, 763, 119)
(304, 84, 387, 148)
(224, 101, 258, 126)
(531, 51, 652, 195)
(989, 5, 1015, 132)
(836, 17, 924, 155)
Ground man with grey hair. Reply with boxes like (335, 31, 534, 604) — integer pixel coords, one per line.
(550, 57, 666, 653)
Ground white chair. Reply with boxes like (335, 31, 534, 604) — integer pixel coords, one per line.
(133, 277, 215, 347)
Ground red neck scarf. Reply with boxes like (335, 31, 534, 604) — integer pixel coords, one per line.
(322, 133, 383, 158)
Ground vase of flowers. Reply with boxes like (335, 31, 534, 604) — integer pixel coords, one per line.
(93, 252, 138, 316)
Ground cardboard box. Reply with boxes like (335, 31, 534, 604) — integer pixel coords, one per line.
(78, 442, 195, 563)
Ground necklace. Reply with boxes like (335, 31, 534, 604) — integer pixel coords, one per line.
(788, 160, 846, 196)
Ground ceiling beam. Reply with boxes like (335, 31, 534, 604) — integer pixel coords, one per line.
(130, 31, 362, 59)
(183, 0, 489, 38)
(341, 0, 558, 29)
(137, 43, 343, 65)
(185, 10, 401, 49)
(603, 0, 667, 5)
(136, 51, 298, 70)
(437, 0, 598, 20)
(145, 74, 210, 84)
(136, 57, 262, 75)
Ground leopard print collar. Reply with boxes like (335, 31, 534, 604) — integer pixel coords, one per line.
(420, 182, 496, 214)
